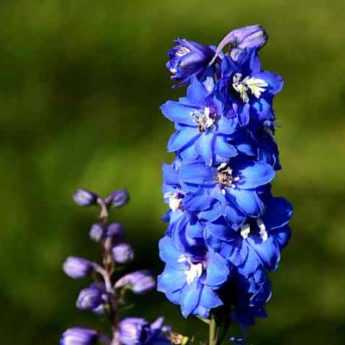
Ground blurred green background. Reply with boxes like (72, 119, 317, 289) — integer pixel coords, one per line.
(1, 0, 345, 344)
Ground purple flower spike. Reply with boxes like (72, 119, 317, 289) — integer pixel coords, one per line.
(112, 243, 134, 264)
(73, 189, 98, 207)
(63, 257, 94, 279)
(115, 270, 155, 294)
(76, 284, 106, 311)
(60, 327, 99, 345)
(106, 189, 130, 208)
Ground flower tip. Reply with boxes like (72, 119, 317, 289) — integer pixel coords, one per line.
(73, 188, 98, 207)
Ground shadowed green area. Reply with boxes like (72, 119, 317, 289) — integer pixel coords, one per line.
(0, 1, 345, 344)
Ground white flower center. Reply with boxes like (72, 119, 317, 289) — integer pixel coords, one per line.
(232, 73, 268, 103)
(191, 107, 216, 132)
(216, 163, 239, 191)
(176, 46, 191, 57)
(164, 192, 183, 211)
(178, 255, 203, 285)
(240, 219, 268, 241)
(240, 223, 251, 239)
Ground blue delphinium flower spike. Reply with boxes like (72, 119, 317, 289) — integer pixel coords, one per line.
(159, 24, 293, 337)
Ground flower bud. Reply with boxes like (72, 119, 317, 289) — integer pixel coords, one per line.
(73, 189, 98, 207)
(63, 257, 93, 279)
(106, 222, 124, 240)
(89, 223, 105, 242)
(60, 327, 98, 345)
(112, 243, 134, 264)
(115, 270, 155, 294)
(76, 284, 105, 311)
(210, 25, 268, 64)
(117, 318, 149, 345)
(167, 39, 214, 84)
(105, 189, 129, 208)
(116, 318, 170, 345)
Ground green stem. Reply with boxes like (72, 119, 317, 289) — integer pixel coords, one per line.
(209, 314, 218, 345)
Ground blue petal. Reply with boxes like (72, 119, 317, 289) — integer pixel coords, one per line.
(238, 245, 260, 276)
(228, 189, 263, 216)
(199, 285, 223, 309)
(158, 268, 186, 293)
(168, 128, 200, 152)
(205, 221, 230, 241)
(186, 77, 209, 105)
(196, 132, 215, 166)
(199, 202, 224, 222)
(214, 136, 237, 159)
(164, 288, 183, 305)
(162, 164, 179, 186)
(206, 249, 229, 287)
(273, 225, 291, 249)
(253, 71, 284, 94)
(179, 143, 199, 161)
(238, 103, 250, 126)
(253, 98, 274, 122)
(263, 197, 293, 230)
(217, 117, 237, 135)
(186, 221, 204, 241)
(238, 161, 275, 189)
(224, 205, 245, 228)
(247, 236, 279, 271)
(159, 236, 182, 266)
(183, 193, 213, 211)
(181, 280, 202, 317)
(179, 163, 215, 187)
(161, 101, 196, 126)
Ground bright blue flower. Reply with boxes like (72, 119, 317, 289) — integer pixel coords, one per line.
(179, 158, 275, 220)
(161, 78, 239, 166)
(204, 197, 292, 276)
(167, 39, 215, 85)
(219, 50, 284, 127)
(158, 235, 229, 318)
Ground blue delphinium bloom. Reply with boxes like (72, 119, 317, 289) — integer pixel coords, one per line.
(219, 50, 283, 127)
(205, 196, 292, 276)
(158, 235, 229, 318)
(161, 77, 238, 165)
(179, 158, 275, 220)
(167, 39, 215, 85)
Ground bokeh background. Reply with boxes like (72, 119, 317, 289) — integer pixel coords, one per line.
(1, 1, 345, 344)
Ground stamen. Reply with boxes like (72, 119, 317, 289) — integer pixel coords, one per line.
(178, 255, 203, 285)
(216, 163, 237, 187)
(176, 46, 191, 57)
(232, 73, 267, 103)
(191, 107, 217, 132)
(164, 192, 183, 211)
(257, 219, 268, 241)
(240, 224, 251, 239)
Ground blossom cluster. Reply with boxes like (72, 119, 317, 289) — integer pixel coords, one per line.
(158, 25, 293, 327)
(60, 188, 171, 345)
